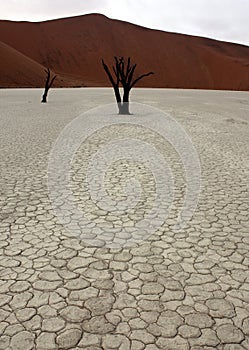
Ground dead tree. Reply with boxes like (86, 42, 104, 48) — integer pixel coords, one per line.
(102, 57, 154, 114)
(41, 68, 56, 103)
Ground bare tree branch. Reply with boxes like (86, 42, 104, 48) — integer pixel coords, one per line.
(49, 75, 57, 89)
(131, 72, 154, 88)
(102, 59, 117, 87)
(127, 64, 137, 87)
(125, 57, 131, 80)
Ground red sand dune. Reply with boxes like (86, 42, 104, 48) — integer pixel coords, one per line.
(0, 41, 83, 88)
(0, 41, 55, 88)
(0, 14, 249, 90)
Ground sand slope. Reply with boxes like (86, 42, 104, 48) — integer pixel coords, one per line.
(0, 41, 85, 88)
(0, 14, 249, 89)
(0, 41, 49, 88)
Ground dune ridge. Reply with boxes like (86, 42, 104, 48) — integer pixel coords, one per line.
(0, 14, 248, 90)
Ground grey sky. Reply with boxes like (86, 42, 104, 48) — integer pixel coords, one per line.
(0, 0, 249, 46)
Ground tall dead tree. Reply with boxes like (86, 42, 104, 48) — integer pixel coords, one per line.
(41, 68, 56, 103)
(102, 57, 154, 114)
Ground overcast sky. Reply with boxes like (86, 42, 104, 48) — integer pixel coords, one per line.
(0, 0, 249, 46)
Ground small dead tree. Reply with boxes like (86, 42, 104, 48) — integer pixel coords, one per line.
(41, 68, 56, 103)
(102, 57, 154, 114)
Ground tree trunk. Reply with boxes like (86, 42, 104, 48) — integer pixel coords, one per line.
(41, 88, 48, 103)
(41, 68, 56, 103)
(118, 102, 130, 115)
(119, 89, 130, 115)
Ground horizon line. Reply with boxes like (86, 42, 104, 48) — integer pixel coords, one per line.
(0, 12, 248, 48)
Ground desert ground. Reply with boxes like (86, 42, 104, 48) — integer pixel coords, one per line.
(0, 88, 249, 349)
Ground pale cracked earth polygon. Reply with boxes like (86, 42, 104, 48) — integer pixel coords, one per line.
(0, 88, 248, 349)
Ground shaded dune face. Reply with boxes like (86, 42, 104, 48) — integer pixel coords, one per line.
(0, 41, 61, 88)
(0, 41, 82, 88)
(0, 14, 248, 89)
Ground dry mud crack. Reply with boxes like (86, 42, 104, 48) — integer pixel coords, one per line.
(0, 88, 248, 349)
